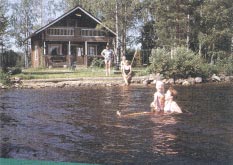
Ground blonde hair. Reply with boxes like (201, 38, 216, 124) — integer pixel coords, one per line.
(156, 81, 164, 89)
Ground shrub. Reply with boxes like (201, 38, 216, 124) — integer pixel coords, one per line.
(172, 47, 205, 78)
(8, 67, 22, 75)
(0, 71, 11, 85)
(215, 56, 233, 76)
(90, 57, 104, 68)
(148, 47, 207, 78)
(147, 48, 172, 77)
(199, 63, 218, 78)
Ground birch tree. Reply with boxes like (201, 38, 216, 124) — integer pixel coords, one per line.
(10, 0, 41, 68)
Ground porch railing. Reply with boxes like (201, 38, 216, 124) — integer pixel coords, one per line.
(47, 27, 74, 36)
(46, 27, 105, 37)
(81, 28, 105, 37)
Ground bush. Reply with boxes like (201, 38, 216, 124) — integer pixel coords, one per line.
(147, 48, 172, 77)
(0, 71, 11, 85)
(172, 47, 205, 78)
(148, 47, 207, 78)
(215, 56, 233, 76)
(90, 57, 104, 68)
(199, 63, 218, 78)
(8, 67, 22, 75)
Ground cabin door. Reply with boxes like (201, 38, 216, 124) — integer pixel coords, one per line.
(76, 46, 84, 65)
(70, 45, 84, 65)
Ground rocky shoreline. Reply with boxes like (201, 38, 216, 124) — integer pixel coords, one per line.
(1, 74, 233, 89)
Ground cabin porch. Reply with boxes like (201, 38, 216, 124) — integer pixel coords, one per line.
(41, 41, 107, 68)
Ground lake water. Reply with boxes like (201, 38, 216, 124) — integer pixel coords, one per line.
(0, 83, 233, 164)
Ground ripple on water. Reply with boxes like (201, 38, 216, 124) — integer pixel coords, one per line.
(0, 84, 233, 164)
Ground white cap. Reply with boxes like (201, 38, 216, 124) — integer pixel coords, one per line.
(156, 81, 164, 89)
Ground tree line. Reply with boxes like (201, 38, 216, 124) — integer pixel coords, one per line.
(0, 0, 232, 68)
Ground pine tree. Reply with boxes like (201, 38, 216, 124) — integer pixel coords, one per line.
(153, 0, 197, 49)
(198, 0, 233, 62)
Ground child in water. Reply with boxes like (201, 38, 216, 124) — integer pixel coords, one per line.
(117, 80, 164, 118)
(164, 87, 182, 113)
(116, 82, 182, 118)
(150, 81, 165, 112)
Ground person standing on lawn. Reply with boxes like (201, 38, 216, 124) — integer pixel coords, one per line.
(101, 45, 114, 76)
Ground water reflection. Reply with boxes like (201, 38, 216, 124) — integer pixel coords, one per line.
(0, 83, 233, 164)
(150, 115, 179, 156)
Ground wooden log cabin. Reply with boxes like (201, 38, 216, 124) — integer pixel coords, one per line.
(27, 6, 116, 68)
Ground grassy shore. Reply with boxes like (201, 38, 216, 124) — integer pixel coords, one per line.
(15, 67, 145, 80)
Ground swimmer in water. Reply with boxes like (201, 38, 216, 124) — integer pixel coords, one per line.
(164, 86, 182, 113)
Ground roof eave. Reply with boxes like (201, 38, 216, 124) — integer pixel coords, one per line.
(24, 6, 116, 41)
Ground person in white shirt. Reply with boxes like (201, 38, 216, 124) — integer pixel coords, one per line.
(120, 55, 126, 72)
(101, 45, 114, 76)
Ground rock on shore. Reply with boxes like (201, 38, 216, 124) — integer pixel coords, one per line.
(1, 74, 233, 89)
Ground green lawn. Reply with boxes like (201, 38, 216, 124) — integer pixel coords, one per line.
(15, 67, 146, 80)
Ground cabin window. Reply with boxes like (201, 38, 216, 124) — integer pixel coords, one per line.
(88, 45, 97, 56)
(48, 44, 62, 56)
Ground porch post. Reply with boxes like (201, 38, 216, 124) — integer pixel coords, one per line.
(42, 31, 46, 67)
(68, 41, 71, 55)
(85, 41, 87, 55)
(68, 41, 71, 66)
(43, 42, 46, 55)
(85, 41, 88, 66)
(43, 41, 48, 67)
